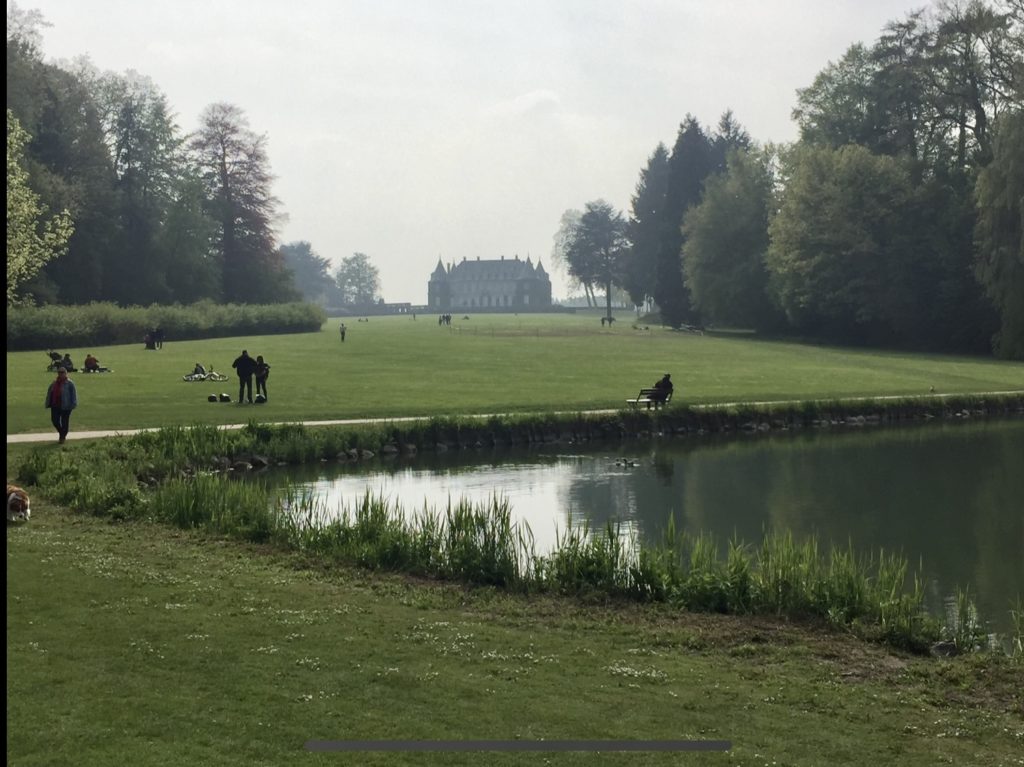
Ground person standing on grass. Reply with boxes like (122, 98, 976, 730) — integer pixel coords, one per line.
(44, 367, 78, 444)
(339, 323, 347, 342)
(231, 349, 257, 404)
(255, 355, 271, 401)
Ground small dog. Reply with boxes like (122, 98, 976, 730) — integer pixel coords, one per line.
(7, 484, 31, 522)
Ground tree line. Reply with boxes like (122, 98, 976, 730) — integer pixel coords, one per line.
(553, 0, 1022, 358)
(6, 5, 381, 310)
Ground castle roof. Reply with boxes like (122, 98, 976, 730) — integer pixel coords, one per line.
(431, 255, 548, 283)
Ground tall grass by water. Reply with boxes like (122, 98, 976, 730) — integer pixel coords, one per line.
(13, 415, 1022, 655)
(147, 476, 963, 652)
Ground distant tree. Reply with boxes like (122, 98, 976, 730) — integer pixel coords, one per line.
(794, 2, 1022, 170)
(551, 208, 598, 305)
(562, 200, 630, 321)
(975, 109, 1024, 359)
(335, 252, 380, 305)
(190, 103, 295, 303)
(712, 109, 753, 167)
(7, 109, 74, 305)
(6, 2, 48, 48)
(624, 143, 669, 311)
(656, 115, 717, 327)
(280, 241, 340, 305)
(6, 27, 120, 304)
(682, 147, 780, 329)
(88, 67, 185, 303)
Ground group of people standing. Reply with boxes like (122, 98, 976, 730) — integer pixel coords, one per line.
(143, 327, 165, 350)
(231, 350, 271, 404)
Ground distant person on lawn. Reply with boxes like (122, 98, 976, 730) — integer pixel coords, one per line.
(231, 350, 257, 404)
(254, 355, 271, 401)
(44, 367, 78, 444)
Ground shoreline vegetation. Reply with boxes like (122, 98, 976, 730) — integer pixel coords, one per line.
(13, 395, 1024, 657)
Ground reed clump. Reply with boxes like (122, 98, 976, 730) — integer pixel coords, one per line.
(196, 484, 948, 652)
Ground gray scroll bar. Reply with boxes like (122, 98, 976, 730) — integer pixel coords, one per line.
(305, 740, 731, 752)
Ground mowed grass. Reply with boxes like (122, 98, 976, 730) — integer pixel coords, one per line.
(7, 313, 1024, 434)
(8, 503, 1023, 767)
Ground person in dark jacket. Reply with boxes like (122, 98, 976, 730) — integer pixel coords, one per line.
(652, 373, 674, 403)
(44, 367, 78, 443)
(231, 350, 257, 404)
(254, 356, 271, 401)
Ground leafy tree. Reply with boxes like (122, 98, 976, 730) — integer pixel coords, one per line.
(974, 109, 1024, 359)
(7, 109, 73, 305)
(335, 252, 380, 305)
(793, 44, 883, 151)
(656, 116, 717, 327)
(624, 144, 669, 310)
(12, 57, 118, 303)
(682, 148, 780, 329)
(794, 1, 1022, 171)
(157, 175, 220, 302)
(766, 144, 920, 342)
(87, 67, 186, 303)
(190, 103, 295, 303)
(280, 241, 341, 305)
(562, 200, 630, 320)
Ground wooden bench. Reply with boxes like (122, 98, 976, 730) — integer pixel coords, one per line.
(626, 387, 672, 410)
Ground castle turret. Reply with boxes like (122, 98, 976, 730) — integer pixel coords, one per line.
(428, 257, 451, 308)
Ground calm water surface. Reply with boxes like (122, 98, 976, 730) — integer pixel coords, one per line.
(264, 418, 1024, 631)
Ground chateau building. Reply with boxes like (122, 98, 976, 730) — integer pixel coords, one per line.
(428, 255, 552, 311)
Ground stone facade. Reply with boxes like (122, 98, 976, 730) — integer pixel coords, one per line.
(428, 256, 552, 311)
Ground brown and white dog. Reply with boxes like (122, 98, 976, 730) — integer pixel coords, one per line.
(7, 484, 31, 522)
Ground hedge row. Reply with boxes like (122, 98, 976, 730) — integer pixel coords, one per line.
(6, 301, 327, 350)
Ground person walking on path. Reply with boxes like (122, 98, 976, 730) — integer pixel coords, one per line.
(255, 355, 271, 401)
(44, 367, 78, 444)
(231, 350, 257, 404)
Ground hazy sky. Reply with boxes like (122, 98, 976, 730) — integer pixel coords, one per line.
(21, 0, 929, 303)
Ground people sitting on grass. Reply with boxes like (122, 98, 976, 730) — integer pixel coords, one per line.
(61, 353, 77, 372)
(193, 362, 206, 376)
(82, 353, 111, 373)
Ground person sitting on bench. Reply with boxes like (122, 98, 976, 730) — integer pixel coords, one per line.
(652, 373, 674, 403)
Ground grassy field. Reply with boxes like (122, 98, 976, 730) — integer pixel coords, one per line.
(7, 502, 1023, 767)
(8, 316, 1024, 765)
(7, 313, 1024, 434)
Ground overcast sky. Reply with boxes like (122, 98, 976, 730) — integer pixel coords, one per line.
(21, 0, 930, 303)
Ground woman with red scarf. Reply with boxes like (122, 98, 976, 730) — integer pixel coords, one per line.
(44, 367, 78, 444)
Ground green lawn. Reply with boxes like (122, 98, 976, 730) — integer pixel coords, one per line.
(7, 503, 1022, 767)
(7, 313, 1024, 434)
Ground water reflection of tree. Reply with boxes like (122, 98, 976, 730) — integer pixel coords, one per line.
(968, 430, 1024, 631)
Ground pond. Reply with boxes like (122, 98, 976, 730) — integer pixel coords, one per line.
(259, 418, 1024, 632)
